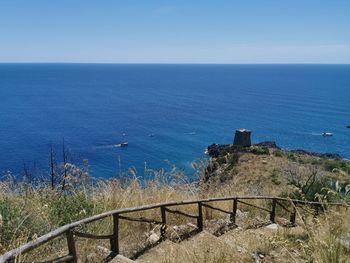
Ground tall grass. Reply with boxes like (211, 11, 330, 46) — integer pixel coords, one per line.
(1, 150, 350, 262)
(276, 206, 350, 263)
(0, 165, 203, 261)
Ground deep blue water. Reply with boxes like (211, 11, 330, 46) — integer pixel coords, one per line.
(0, 64, 349, 178)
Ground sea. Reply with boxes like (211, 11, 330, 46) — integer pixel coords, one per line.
(0, 64, 349, 179)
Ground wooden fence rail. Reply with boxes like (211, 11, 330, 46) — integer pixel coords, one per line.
(0, 196, 348, 263)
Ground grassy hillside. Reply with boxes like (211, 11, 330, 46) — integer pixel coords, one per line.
(205, 143, 350, 202)
(0, 144, 349, 262)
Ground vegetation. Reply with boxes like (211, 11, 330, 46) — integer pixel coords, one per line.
(0, 144, 349, 262)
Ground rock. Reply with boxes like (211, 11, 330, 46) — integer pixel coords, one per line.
(253, 252, 266, 263)
(85, 245, 110, 262)
(207, 139, 341, 160)
(147, 232, 160, 244)
(236, 209, 247, 218)
(216, 218, 228, 225)
(110, 255, 135, 263)
(265, 223, 279, 231)
(254, 141, 280, 149)
(187, 222, 197, 228)
(207, 143, 230, 158)
(96, 245, 110, 254)
(233, 129, 251, 147)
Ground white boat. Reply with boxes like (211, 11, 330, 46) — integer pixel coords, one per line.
(322, 132, 333, 137)
(115, 142, 128, 147)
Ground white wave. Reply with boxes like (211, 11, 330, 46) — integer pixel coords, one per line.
(93, 145, 116, 149)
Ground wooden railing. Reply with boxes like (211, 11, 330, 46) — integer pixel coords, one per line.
(0, 196, 348, 263)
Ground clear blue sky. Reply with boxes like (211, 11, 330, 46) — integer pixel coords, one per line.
(1, 0, 350, 63)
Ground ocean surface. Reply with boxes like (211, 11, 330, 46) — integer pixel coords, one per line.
(0, 64, 349, 178)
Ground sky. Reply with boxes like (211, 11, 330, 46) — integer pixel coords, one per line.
(0, 0, 350, 64)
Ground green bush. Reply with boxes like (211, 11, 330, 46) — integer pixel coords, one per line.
(0, 198, 21, 244)
(0, 198, 20, 228)
(289, 179, 330, 201)
(0, 198, 42, 248)
(287, 153, 296, 161)
(215, 152, 240, 171)
(250, 146, 269, 155)
(226, 153, 240, 170)
(322, 159, 350, 174)
(49, 193, 94, 226)
(216, 156, 227, 166)
(273, 150, 283, 157)
(270, 169, 281, 185)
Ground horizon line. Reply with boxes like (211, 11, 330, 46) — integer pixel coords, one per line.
(0, 62, 350, 65)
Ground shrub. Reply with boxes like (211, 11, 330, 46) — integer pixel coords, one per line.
(216, 156, 227, 166)
(250, 146, 269, 155)
(289, 178, 331, 201)
(49, 193, 94, 226)
(226, 153, 240, 169)
(273, 150, 283, 157)
(287, 153, 296, 161)
(322, 159, 350, 174)
(0, 198, 21, 243)
(270, 169, 281, 185)
(0, 197, 47, 251)
(0, 198, 20, 227)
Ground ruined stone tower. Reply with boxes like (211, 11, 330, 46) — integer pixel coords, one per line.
(233, 128, 251, 147)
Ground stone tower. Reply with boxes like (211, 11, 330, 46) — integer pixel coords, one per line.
(233, 128, 251, 147)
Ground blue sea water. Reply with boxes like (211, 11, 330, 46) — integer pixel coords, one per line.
(0, 64, 349, 178)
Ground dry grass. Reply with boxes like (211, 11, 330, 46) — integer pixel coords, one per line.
(0, 168, 198, 261)
(273, 207, 350, 263)
(152, 207, 350, 263)
(1, 148, 350, 262)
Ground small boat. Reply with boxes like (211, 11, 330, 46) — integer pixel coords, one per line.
(204, 149, 209, 155)
(347, 125, 350, 129)
(322, 132, 333, 137)
(115, 142, 128, 147)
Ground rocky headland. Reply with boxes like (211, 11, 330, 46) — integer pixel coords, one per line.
(204, 138, 350, 199)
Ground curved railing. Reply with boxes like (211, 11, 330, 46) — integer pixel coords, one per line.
(0, 196, 348, 263)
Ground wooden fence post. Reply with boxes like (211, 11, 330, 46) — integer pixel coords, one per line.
(197, 202, 203, 231)
(110, 214, 119, 255)
(230, 198, 238, 224)
(160, 206, 167, 239)
(270, 198, 276, 223)
(66, 229, 77, 263)
(290, 206, 296, 226)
